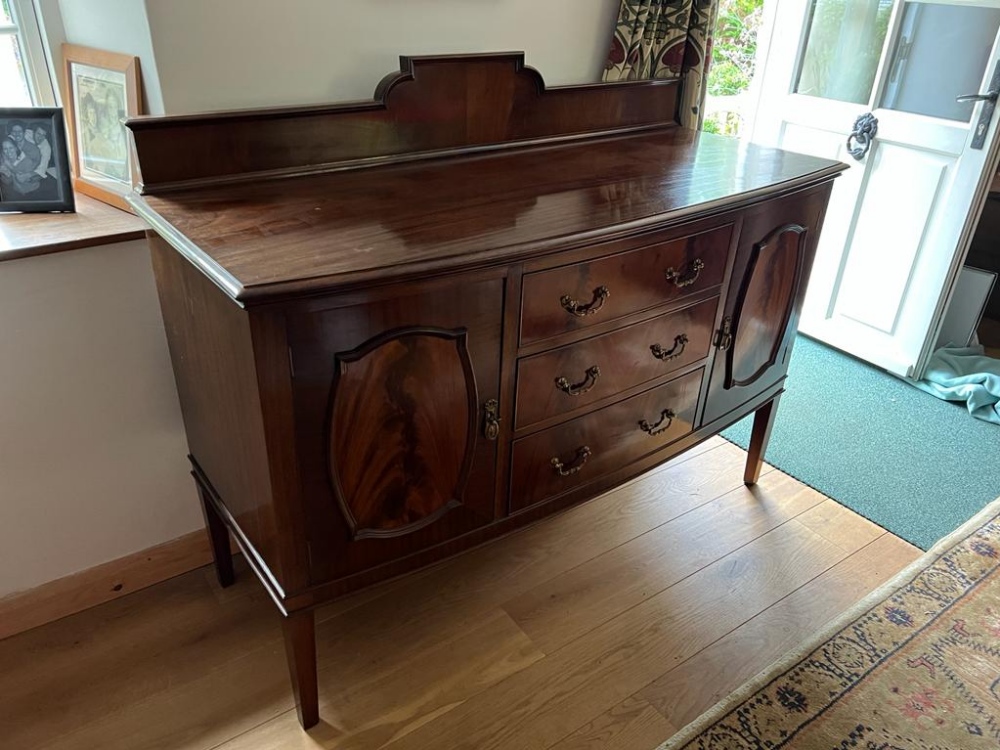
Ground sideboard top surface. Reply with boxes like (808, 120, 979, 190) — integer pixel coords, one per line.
(135, 129, 843, 303)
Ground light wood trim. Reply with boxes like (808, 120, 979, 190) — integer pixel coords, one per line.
(0, 194, 147, 263)
(0, 528, 221, 641)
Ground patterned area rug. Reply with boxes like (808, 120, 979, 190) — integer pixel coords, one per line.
(658, 495, 1000, 749)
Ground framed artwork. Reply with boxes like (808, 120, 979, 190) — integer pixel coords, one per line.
(63, 44, 143, 212)
(0, 107, 75, 213)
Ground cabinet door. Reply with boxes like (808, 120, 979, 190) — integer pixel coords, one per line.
(703, 187, 831, 425)
(286, 277, 503, 582)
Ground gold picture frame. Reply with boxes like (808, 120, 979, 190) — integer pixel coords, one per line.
(62, 44, 143, 212)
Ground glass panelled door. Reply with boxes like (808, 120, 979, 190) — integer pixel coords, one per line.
(751, 0, 1000, 377)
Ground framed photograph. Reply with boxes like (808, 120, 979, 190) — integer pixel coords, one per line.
(63, 44, 142, 212)
(0, 108, 75, 213)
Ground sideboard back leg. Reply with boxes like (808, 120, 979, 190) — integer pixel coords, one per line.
(195, 478, 235, 588)
(282, 609, 319, 729)
(744, 395, 781, 486)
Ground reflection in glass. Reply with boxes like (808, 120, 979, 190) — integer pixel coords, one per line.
(795, 0, 893, 104)
(882, 3, 1000, 122)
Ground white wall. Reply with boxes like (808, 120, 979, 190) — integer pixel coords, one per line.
(56, 0, 165, 113)
(144, 0, 620, 112)
(0, 242, 198, 597)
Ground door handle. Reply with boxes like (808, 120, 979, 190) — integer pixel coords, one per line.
(956, 91, 998, 103)
(961, 60, 1000, 150)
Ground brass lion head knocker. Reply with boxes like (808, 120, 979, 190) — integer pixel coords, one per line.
(846, 113, 878, 161)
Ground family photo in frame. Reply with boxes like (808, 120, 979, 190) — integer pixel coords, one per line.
(0, 44, 142, 214)
(63, 44, 142, 212)
(0, 107, 74, 212)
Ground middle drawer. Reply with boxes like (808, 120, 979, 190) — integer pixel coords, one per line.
(514, 296, 718, 430)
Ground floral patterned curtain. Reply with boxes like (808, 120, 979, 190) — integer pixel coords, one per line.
(603, 0, 720, 130)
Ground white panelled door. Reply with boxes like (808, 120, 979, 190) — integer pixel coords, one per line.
(751, 0, 1000, 377)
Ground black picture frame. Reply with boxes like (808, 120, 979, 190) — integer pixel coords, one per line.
(0, 107, 76, 213)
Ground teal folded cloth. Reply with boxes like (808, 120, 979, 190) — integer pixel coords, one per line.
(914, 345, 1000, 425)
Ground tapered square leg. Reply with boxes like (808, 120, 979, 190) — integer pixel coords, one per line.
(282, 609, 319, 729)
(744, 395, 781, 486)
(196, 479, 235, 588)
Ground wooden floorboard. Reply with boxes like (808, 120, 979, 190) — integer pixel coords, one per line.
(502, 470, 822, 655)
(547, 696, 678, 750)
(0, 441, 922, 750)
(638, 532, 921, 730)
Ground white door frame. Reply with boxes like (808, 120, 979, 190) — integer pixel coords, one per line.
(749, 0, 1000, 378)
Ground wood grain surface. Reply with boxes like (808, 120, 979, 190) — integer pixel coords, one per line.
(133, 131, 842, 303)
(126, 53, 681, 190)
(125, 52, 847, 730)
(0, 194, 145, 262)
(514, 296, 718, 430)
(0, 529, 214, 641)
(0, 444, 922, 750)
(509, 369, 703, 512)
(519, 224, 731, 345)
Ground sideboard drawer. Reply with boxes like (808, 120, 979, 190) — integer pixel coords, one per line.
(509, 369, 703, 512)
(519, 224, 732, 345)
(514, 296, 717, 430)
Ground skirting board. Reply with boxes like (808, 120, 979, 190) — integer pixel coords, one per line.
(0, 528, 221, 641)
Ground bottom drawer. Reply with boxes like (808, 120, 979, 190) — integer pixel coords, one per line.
(509, 368, 703, 512)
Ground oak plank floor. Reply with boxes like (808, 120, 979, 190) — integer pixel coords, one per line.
(0, 438, 922, 750)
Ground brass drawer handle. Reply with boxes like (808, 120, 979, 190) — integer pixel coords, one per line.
(561, 286, 610, 317)
(664, 259, 705, 288)
(555, 365, 601, 396)
(650, 334, 689, 362)
(551, 446, 592, 476)
(639, 408, 676, 436)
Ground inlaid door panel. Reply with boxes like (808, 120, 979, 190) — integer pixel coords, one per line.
(286, 277, 503, 582)
(703, 186, 830, 425)
(329, 328, 477, 540)
(727, 223, 805, 388)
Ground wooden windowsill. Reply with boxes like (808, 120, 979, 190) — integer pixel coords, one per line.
(0, 194, 148, 263)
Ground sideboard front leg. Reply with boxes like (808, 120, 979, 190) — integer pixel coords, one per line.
(282, 609, 319, 729)
(196, 479, 235, 588)
(744, 395, 781, 486)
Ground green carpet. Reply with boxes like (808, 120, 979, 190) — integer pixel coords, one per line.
(722, 336, 1000, 550)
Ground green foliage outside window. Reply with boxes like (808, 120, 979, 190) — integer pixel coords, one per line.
(705, 0, 764, 135)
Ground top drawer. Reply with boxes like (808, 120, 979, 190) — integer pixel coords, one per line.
(519, 224, 733, 345)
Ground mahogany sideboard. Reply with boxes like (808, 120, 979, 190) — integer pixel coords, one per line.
(125, 53, 844, 729)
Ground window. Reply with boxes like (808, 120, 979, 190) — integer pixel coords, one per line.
(1, 0, 55, 106)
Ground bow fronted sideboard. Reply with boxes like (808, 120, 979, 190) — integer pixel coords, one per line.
(126, 52, 845, 729)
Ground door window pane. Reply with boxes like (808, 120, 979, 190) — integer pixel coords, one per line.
(795, 0, 893, 104)
(881, 3, 1000, 122)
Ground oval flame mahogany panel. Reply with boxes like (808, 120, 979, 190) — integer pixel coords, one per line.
(727, 224, 806, 388)
(328, 327, 477, 540)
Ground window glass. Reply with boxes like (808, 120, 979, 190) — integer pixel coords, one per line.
(795, 0, 893, 104)
(0, 32, 31, 106)
(881, 3, 1000, 122)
